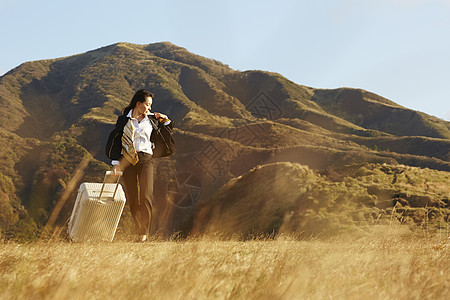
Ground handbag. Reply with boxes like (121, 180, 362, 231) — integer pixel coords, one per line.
(149, 115, 175, 158)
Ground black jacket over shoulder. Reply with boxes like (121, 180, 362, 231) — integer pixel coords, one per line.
(105, 114, 175, 160)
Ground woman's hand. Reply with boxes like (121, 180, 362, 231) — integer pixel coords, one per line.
(154, 112, 169, 122)
(112, 164, 121, 176)
(113, 158, 129, 175)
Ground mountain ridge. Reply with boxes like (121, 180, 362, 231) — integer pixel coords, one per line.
(0, 41, 448, 239)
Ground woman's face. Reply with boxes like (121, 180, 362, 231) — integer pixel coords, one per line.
(135, 96, 152, 115)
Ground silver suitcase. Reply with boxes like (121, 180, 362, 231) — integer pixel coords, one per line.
(68, 171, 126, 242)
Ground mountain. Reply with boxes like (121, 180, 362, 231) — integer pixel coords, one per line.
(0, 42, 448, 240)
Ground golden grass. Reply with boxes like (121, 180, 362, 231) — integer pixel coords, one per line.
(1, 227, 448, 300)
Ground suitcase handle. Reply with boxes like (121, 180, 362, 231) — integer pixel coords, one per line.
(98, 171, 123, 201)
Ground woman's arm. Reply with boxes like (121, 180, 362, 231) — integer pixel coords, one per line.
(112, 158, 130, 175)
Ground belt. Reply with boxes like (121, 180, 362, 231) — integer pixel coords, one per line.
(137, 151, 152, 156)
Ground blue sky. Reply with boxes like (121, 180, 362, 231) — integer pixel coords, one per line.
(1, 0, 449, 121)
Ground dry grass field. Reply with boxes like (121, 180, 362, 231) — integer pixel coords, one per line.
(1, 226, 448, 300)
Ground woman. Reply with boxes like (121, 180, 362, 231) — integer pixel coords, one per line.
(107, 89, 173, 242)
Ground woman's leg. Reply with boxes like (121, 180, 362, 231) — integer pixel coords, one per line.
(123, 164, 145, 235)
(136, 152, 154, 236)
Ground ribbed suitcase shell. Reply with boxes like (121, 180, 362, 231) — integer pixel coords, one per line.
(68, 182, 126, 242)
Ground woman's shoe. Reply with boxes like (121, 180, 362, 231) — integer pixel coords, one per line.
(138, 234, 147, 242)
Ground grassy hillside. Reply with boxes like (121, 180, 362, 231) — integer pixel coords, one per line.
(312, 88, 450, 139)
(192, 162, 449, 237)
(0, 41, 449, 240)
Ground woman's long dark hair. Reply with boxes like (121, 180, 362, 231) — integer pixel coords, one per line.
(122, 89, 154, 115)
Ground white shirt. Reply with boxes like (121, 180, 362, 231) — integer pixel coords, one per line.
(128, 109, 154, 155)
(111, 110, 170, 165)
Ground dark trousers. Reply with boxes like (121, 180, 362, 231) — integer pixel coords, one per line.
(122, 152, 154, 235)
